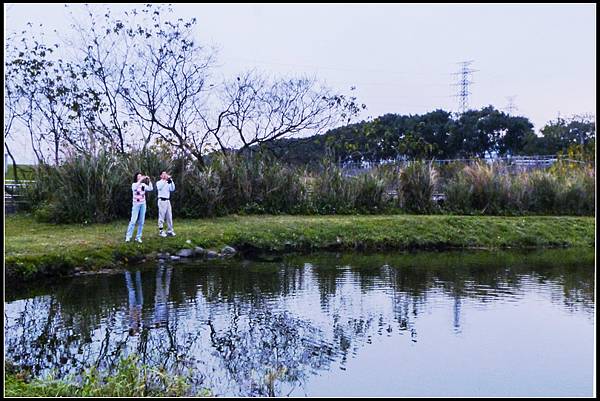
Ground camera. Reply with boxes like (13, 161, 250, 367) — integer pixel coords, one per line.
(143, 176, 150, 185)
(167, 178, 172, 184)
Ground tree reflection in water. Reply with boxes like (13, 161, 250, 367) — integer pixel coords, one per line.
(3, 249, 595, 396)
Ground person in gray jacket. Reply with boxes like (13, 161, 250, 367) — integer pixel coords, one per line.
(156, 171, 176, 237)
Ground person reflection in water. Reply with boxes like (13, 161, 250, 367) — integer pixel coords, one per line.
(152, 264, 173, 328)
(125, 270, 144, 336)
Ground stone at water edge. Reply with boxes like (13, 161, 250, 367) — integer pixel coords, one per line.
(176, 249, 194, 258)
(170, 255, 181, 261)
(194, 246, 206, 256)
(221, 245, 237, 256)
(205, 250, 219, 259)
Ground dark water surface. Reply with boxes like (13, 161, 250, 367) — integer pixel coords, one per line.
(4, 249, 595, 397)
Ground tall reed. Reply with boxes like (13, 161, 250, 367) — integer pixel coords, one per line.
(23, 150, 595, 223)
(399, 160, 438, 213)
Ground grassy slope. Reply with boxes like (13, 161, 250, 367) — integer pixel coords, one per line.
(4, 164, 36, 181)
(4, 213, 595, 281)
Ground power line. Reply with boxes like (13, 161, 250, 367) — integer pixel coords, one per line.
(223, 56, 448, 77)
(504, 95, 518, 115)
(451, 60, 478, 114)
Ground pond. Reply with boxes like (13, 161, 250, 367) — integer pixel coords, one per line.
(4, 249, 595, 397)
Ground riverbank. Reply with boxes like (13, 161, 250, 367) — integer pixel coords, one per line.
(5, 213, 595, 283)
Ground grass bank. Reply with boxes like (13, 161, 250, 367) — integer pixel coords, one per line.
(5, 213, 595, 283)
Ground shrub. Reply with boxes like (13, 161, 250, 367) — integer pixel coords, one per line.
(453, 162, 512, 214)
(26, 153, 126, 223)
(556, 167, 595, 215)
(22, 150, 595, 222)
(353, 171, 387, 213)
(399, 161, 438, 213)
(443, 173, 472, 214)
(527, 170, 560, 213)
(311, 162, 357, 214)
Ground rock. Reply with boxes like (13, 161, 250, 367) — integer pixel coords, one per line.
(205, 250, 219, 259)
(157, 252, 170, 259)
(177, 249, 194, 258)
(221, 245, 237, 256)
(170, 255, 181, 261)
(194, 246, 206, 256)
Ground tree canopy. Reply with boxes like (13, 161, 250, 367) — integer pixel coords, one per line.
(257, 108, 594, 165)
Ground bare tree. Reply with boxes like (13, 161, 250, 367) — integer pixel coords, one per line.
(5, 4, 366, 167)
(63, 4, 143, 154)
(220, 71, 366, 154)
(119, 5, 218, 163)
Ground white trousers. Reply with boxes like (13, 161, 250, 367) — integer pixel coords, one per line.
(158, 199, 174, 232)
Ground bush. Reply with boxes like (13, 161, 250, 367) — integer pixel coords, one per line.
(26, 153, 126, 223)
(23, 150, 595, 223)
(527, 170, 560, 213)
(353, 171, 387, 213)
(247, 153, 309, 214)
(444, 162, 512, 215)
(556, 167, 595, 215)
(444, 173, 472, 214)
(177, 163, 226, 218)
(399, 161, 438, 213)
(311, 162, 357, 214)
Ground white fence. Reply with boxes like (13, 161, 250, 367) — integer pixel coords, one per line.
(4, 179, 35, 212)
(339, 155, 585, 176)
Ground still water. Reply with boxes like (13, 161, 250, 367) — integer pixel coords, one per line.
(4, 249, 595, 397)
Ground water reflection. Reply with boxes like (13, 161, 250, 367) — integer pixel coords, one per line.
(125, 270, 143, 335)
(4, 249, 595, 396)
(152, 264, 172, 329)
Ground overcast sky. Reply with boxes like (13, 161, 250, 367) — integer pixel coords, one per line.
(4, 3, 596, 163)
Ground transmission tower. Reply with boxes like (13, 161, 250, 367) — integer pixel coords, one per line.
(452, 60, 478, 114)
(504, 95, 518, 115)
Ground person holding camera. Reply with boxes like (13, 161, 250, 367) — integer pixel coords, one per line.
(125, 172, 154, 243)
(156, 171, 176, 237)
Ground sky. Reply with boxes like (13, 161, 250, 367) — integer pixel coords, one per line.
(4, 3, 596, 164)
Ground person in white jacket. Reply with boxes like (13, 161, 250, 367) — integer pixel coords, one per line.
(125, 172, 153, 243)
(156, 171, 176, 237)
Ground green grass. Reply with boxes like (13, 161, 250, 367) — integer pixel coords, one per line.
(4, 164, 36, 181)
(4, 213, 595, 283)
(4, 355, 211, 397)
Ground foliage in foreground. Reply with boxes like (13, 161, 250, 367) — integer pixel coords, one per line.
(5, 355, 210, 397)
